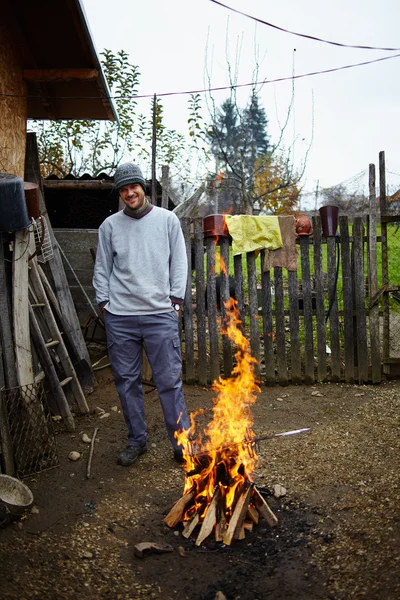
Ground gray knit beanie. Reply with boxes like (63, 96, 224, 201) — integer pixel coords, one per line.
(114, 163, 146, 193)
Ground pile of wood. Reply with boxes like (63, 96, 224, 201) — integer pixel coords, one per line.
(164, 454, 277, 545)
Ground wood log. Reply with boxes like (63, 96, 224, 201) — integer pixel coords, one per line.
(223, 483, 253, 545)
(195, 488, 220, 546)
(252, 487, 278, 527)
(243, 521, 253, 532)
(163, 492, 195, 528)
(182, 513, 200, 539)
(247, 504, 259, 524)
(215, 511, 227, 542)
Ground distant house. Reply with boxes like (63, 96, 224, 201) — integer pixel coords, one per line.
(0, 0, 118, 178)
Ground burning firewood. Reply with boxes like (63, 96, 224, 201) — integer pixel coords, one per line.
(163, 298, 280, 545)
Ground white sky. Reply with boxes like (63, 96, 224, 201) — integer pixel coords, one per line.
(82, 0, 400, 197)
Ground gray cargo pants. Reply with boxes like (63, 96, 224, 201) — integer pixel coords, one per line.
(104, 311, 189, 450)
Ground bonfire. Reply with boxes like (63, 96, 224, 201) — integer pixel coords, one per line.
(164, 298, 278, 545)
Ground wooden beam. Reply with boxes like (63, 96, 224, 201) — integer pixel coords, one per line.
(43, 180, 114, 190)
(23, 69, 99, 82)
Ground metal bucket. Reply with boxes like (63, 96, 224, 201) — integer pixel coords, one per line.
(0, 474, 34, 526)
(0, 174, 31, 232)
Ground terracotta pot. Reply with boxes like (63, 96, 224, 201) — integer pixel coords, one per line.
(295, 214, 313, 236)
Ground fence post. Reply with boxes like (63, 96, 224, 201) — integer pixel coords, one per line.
(299, 237, 314, 384)
(194, 218, 207, 386)
(206, 237, 219, 383)
(339, 216, 354, 383)
(247, 252, 261, 380)
(312, 217, 327, 382)
(182, 218, 195, 383)
(368, 163, 381, 383)
(352, 218, 368, 382)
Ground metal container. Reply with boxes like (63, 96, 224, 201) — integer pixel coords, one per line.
(0, 475, 34, 526)
(0, 174, 31, 232)
(203, 214, 229, 238)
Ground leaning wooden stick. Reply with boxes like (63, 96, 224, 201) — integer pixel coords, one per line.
(86, 427, 99, 479)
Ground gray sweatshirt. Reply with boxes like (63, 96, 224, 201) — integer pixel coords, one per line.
(93, 206, 188, 315)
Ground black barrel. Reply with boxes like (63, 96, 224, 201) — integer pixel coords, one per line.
(0, 174, 31, 232)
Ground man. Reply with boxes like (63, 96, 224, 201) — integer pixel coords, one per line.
(93, 163, 189, 466)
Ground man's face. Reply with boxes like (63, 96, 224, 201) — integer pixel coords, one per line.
(119, 183, 146, 210)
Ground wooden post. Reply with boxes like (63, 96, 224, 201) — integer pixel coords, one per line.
(24, 132, 95, 394)
(194, 218, 207, 385)
(247, 252, 261, 380)
(327, 236, 341, 382)
(206, 237, 219, 383)
(312, 217, 327, 382)
(181, 218, 195, 383)
(151, 94, 157, 205)
(368, 164, 381, 383)
(273, 266, 288, 385)
(299, 237, 314, 384)
(0, 234, 18, 389)
(379, 151, 390, 368)
(339, 216, 354, 383)
(288, 269, 301, 384)
(161, 165, 169, 209)
(220, 238, 233, 377)
(352, 218, 368, 382)
(261, 254, 275, 385)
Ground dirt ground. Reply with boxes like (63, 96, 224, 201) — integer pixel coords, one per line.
(0, 349, 399, 600)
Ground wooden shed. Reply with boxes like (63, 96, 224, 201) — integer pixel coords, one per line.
(0, 0, 118, 177)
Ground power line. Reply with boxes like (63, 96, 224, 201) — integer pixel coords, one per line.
(210, 0, 400, 52)
(2, 52, 399, 102)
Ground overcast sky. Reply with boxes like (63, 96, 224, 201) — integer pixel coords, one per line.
(82, 0, 400, 198)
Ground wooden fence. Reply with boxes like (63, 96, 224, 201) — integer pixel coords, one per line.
(180, 214, 381, 386)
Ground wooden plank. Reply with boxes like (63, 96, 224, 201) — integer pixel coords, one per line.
(368, 164, 381, 383)
(23, 68, 99, 82)
(273, 267, 288, 385)
(195, 487, 220, 546)
(28, 304, 75, 431)
(219, 238, 233, 377)
(24, 132, 95, 394)
(194, 219, 207, 385)
(233, 254, 245, 334)
(379, 152, 390, 364)
(339, 216, 355, 383)
(287, 270, 301, 384)
(352, 218, 369, 382)
(12, 229, 34, 388)
(223, 483, 253, 545)
(247, 253, 261, 380)
(312, 217, 327, 382)
(182, 513, 200, 539)
(252, 487, 278, 527)
(261, 257, 275, 385)
(206, 237, 219, 383)
(327, 236, 341, 382)
(299, 237, 314, 384)
(181, 218, 195, 383)
(0, 234, 18, 389)
(163, 492, 195, 528)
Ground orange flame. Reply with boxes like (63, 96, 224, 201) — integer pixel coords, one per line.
(175, 297, 260, 520)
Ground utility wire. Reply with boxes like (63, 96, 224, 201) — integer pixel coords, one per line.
(210, 0, 400, 52)
(2, 52, 399, 102)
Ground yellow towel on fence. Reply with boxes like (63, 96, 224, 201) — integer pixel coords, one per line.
(225, 215, 283, 256)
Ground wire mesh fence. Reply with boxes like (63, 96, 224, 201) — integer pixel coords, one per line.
(2, 382, 59, 478)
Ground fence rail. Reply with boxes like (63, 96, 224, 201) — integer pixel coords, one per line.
(181, 215, 381, 386)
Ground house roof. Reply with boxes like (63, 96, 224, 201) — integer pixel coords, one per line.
(7, 0, 118, 121)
